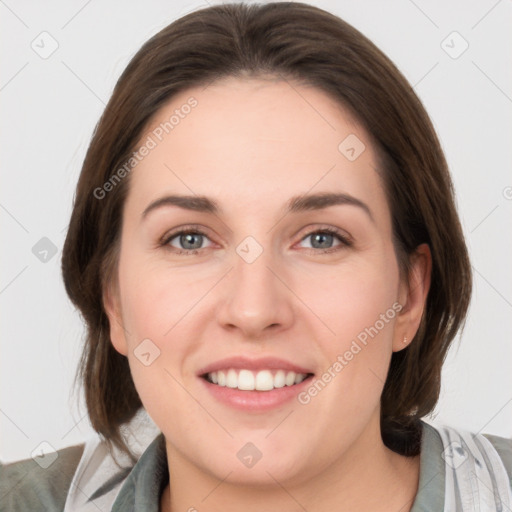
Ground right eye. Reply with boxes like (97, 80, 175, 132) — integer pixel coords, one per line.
(160, 227, 214, 255)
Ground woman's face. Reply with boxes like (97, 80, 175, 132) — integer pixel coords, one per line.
(105, 76, 429, 486)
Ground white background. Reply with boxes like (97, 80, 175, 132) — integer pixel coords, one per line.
(1, 0, 511, 463)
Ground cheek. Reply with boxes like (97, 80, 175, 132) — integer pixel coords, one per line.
(118, 252, 193, 343)
(117, 261, 199, 425)
(116, 254, 207, 401)
(313, 254, 398, 336)
(309, 251, 400, 387)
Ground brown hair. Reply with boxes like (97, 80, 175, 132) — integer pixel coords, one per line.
(62, 1, 472, 464)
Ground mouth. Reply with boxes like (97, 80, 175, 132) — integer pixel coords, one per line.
(197, 356, 315, 411)
(201, 368, 314, 391)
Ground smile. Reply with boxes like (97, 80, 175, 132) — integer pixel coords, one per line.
(203, 369, 311, 391)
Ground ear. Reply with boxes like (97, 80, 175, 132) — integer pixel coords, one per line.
(103, 280, 129, 356)
(392, 243, 432, 352)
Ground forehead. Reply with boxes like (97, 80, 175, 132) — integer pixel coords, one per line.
(126, 77, 388, 223)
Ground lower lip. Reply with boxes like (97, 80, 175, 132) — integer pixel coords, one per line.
(199, 376, 314, 411)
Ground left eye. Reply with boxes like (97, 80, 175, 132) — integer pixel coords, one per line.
(297, 229, 351, 252)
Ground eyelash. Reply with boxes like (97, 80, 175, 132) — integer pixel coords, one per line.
(159, 225, 353, 256)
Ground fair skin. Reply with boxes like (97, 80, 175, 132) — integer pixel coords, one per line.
(104, 76, 431, 512)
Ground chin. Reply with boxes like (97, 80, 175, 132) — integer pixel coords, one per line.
(195, 439, 309, 487)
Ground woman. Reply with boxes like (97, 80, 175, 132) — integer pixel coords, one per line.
(1, 2, 511, 511)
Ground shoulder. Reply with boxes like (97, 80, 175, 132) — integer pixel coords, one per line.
(0, 443, 84, 512)
(482, 431, 512, 486)
(425, 421, 512, 509)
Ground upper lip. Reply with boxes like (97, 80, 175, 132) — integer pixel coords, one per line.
(197, 356, 315, 376)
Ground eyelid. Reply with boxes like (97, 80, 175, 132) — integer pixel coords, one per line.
(295, 224, 353, 245)
(159, 224, 213, 245)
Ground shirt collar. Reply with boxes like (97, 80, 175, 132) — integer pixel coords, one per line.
(111, 432, 168, 512)
(411, 420, 445, 511)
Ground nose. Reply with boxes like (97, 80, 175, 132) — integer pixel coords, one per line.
(215, 238, 294, 340)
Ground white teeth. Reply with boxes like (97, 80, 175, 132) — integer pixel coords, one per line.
(206, 369, 309, 391)
(226, 369, 237, 388)
(255, 370, 274, 391)
(285, 371, 296, 386)
(274, 370, 286, 388)
(238, 369, 255, 390)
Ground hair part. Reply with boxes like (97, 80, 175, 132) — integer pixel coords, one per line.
(62, 1, 472, 464)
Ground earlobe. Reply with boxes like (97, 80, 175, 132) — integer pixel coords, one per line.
(103, 282, 129, 356)
(392, 243, 432, 352)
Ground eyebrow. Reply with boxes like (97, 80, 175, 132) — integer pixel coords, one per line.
(141, 192, 374, 223)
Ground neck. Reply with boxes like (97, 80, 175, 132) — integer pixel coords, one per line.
(160, 416, 420, 512)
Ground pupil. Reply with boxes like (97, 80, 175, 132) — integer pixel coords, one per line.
(182, 233, 202, 249)
(313, 233, 332, 249)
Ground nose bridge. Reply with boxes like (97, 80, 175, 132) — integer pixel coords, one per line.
(217, 232, 293, 335)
